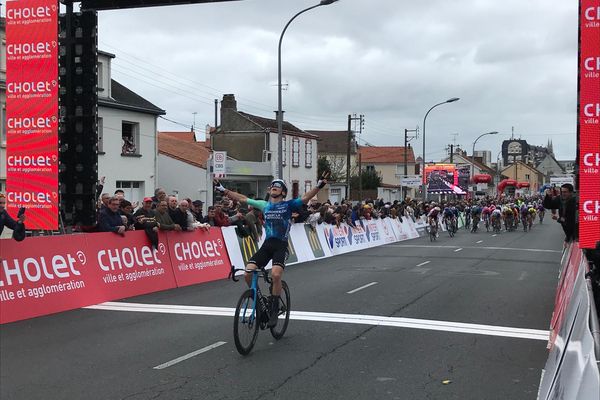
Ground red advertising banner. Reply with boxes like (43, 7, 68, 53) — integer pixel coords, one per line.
(0, 231, 177, 324)
(166, 230, 232, 287)
(579, 0, 600, 248)
(5, 0, 59, 230)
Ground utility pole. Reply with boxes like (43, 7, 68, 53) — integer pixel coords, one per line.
(347, 114, 364, 201)
(403, 127, 418, 200)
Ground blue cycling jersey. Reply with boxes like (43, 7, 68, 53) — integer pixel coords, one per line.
(247, 198, 303, 241)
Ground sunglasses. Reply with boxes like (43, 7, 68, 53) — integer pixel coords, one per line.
(271, 183, 283, 189)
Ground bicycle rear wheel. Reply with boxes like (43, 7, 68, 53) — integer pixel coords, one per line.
(233, 289, 260, 355)
(270, 281, 291, 340)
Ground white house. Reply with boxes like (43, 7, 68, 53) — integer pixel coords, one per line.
(156, 131, 210, 204)
(97, 51, 165, 203)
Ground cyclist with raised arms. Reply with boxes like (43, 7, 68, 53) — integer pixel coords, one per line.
(215, 173, 329, 327)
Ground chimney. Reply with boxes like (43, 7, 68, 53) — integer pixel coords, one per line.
(220, 94, 237, 131)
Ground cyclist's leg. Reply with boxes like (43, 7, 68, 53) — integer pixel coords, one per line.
(245, 242, 273, 287)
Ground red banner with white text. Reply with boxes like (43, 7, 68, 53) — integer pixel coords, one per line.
(0, 231, 177, 324)
(579, 0, 600, 248)
(166, 230, 232, 287)
(5, 0, 59, 230)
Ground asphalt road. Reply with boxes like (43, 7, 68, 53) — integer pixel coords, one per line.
(0, 220, 565, 400)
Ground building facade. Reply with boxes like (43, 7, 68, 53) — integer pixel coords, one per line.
(97, 51, 165, 203)
(211, 94, 318, 199)
(359, 145, 416, 200)
(500, 161, 544, 194)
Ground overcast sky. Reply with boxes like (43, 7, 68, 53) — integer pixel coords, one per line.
(8, 0, 579, 161)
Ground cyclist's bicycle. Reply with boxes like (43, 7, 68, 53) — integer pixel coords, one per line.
(471, 215, 480, 233)
(464, 212, 471, 230)
(491, 216, 502, 234)
(229, 266, 291, 355)
(538, 210, 545, 224)
(428, 219, 438, 241)
(444, 217, 457, 237)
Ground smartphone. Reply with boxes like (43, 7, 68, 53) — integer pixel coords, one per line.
(17, 207, 26, 217)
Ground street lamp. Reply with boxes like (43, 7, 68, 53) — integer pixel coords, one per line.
(471, 131, 498, 192)
(421, 97, 460, 201)
(277, 0, 338, 179)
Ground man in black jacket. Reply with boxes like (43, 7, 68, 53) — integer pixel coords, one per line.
(0, 193, 26, 238)
(98, 196, 126, 235)
(543, 183, 578, 243)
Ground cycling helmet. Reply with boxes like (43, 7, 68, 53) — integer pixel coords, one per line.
(270, 179, 288, 193)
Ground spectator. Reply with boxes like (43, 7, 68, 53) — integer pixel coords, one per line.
(151, 188, 167, 209)
(154, 200, 182, 231)
(203, 206, 218, 226)
(119, 199, 136, 230)
(0, 193, 26, 240)
(133, 197, 159, 248)
(99, 193, 110, 210)
(244, 205, 263, 241)
(98, 196, 126, 235)
(191, 200, 204, 221)
(167, 195, 179, 220)
(543, 184, 578, 243)
(171, 200, 191, 231)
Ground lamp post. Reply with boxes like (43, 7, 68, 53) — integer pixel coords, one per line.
(471, 131, 498, 192)
(421, 97, 460, 201)
(277, 0, 338, 179)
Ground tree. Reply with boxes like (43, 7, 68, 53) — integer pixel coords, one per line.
(350, 169, 381, 190)
(317, 157, 332, 180)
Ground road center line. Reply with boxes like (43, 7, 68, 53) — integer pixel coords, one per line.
(454, 248, 463, 252)
(153, 341, 227, 370)
(86, 302, 549, 341)
(416, 261, 431, 267)
(476, 240, 483, 244)
(347, 282, 378, 294)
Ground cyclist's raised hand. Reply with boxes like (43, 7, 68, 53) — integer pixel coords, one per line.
(317, 171, 331, 189)
(214, 179, 226, 193)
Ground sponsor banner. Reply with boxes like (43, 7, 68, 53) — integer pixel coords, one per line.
(6, 0, 59, 230)
(389, 218, 409, 241)
(579, 0, 600, 248)
(361, 219, 386, 247)
(165, 229, 231, 287)
(403, 217, 420, 239)
(379, 219, 398, 244)
(0, 231, 176, 324)
(80, 231, 176, 302)
(302, 224, 327, 259)
(322, 223, 371, 255)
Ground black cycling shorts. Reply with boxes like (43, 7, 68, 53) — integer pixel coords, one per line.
(248, 238, 289, 269)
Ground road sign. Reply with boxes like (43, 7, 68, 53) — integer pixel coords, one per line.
(213, 151, 227, 178)
(398, 175, 422, 187)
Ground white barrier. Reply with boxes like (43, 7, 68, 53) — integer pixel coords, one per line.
(537, 245, 600, 399)
(222, 217, 422, 270)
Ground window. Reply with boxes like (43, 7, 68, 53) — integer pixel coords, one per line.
(0, 180, 5, 193)
(305, 139, 313, 168)
(396, 164, 404, 175)
(98, 117, 104, 153)
(115, 181, 145, 203)
(282, 135, 287, 166)
(304, 180, 312, 194)
(121, 121, 140, 155)
(525, 174, 530, 180)
(292, 137, 300, 167)
(292, 181, 299, 198)
(0, 102, 6, 146)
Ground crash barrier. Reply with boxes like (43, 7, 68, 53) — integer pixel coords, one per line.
(537, 242, 600, 399)
(0, 217, 423, 324)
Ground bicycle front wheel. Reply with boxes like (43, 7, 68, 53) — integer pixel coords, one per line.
(270, 281, 291, 340)
(233, 289, 260, 355)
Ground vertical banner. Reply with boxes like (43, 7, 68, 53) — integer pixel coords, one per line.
(579, 0, 600, 248)
(5, 0, 59, 230)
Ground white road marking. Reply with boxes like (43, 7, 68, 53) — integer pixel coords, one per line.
(416, 261, 431, 267)
(347, 282, 378, 294)
(476, 240, 483, 244)
(492, 234, 497, 237)
(410, 267, 431, 275)
(454, 248, 463, 252)
(86, 302, 549, 341)
(390, 245, 560, 253)
(153, 341, 227, 370)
